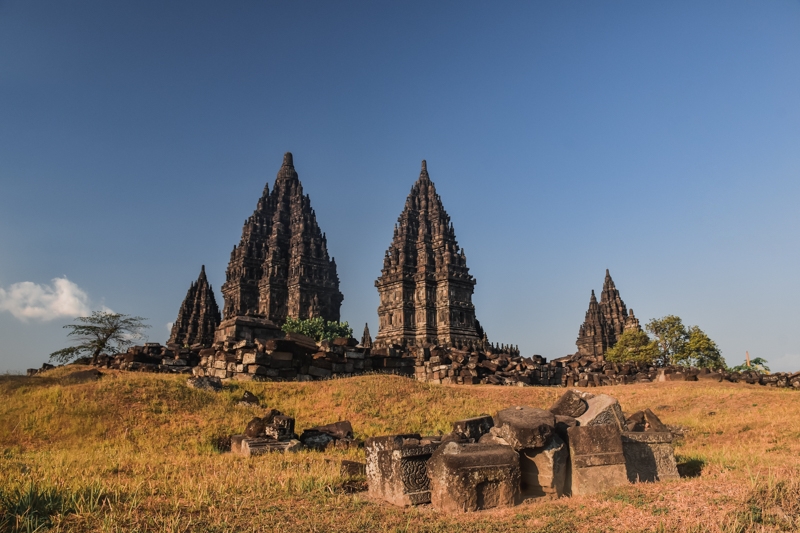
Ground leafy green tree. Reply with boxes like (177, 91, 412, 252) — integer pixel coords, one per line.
(50, 312, 150, 364)
(677, 326, 726, 369)
(731, 357, 770, 374)
(605, 329, 660, 365)
(645, 315, 688, 367)
(281, 317, 353, 342)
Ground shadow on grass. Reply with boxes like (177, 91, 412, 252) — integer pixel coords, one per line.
(676, 455, 705, 478)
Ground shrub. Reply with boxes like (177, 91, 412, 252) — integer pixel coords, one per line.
(281, 317, 353, 342)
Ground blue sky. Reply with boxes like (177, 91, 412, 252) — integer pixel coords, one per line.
(1, 1, 799, 372)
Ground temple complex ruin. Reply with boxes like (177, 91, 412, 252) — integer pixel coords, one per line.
(220, 152, 343, 326)
(168, 265, 221, 347)
(374, 160, 482, 349)
(576, 270, 641, 357)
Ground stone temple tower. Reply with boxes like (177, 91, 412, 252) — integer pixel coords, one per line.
(576, 269, 641, 357)
(168, 265, 221, 347)
(220, 153, 343, 326)
(374, 160, 481, 348)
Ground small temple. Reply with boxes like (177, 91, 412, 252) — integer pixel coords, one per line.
(168, 265, 221, 347)
(576, 269, 640, 357)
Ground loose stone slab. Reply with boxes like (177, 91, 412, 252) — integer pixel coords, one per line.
(452, 415, 494, 442)
(621, 431, 679, 483)
(231, 436, 302, 456)
(427, 442, 521, 513)
(567, 424, 629, 496)
(549, 390, 588, 418)
(576, 394, 628, 432)
(365, 434, 442, 506)
(494, 406, 555, 450)
(519, 434, 568, 498)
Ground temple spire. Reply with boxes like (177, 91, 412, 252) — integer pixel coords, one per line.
(169, 265, 221, 347)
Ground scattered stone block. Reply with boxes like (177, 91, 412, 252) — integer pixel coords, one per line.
(549, 390, 588, 418)
(576, 394, 628, 431)
(238, 391, 259, 406)
(427, 442, 521, 512)
(567, 424, 629, 496)
(621, 432, 679, 483)
(245, 417, 266, 438)
(265, 415, 295, 440)
(365, 434, 442, 506)
(234, 437, 302, 456)
(186, 376, 223, 391)
(554, 415, 577, 442)
(519, 434, 568, 498)
(452, 415, 494, 442)
(494, 406, 555, 450)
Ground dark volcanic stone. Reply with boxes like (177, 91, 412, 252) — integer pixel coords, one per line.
(494, 406, 555, 451)
(452, 415, 494, 442)
(549, 390, 588, 418)
(244, 417, 266, 438)
(186, 376, 223, 392)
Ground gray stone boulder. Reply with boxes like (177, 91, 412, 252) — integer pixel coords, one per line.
(427, 442, 520, 512)
(186, 376, 222, 391)
(365, 434, 442, 506)
(452, 415, 494, 442)
(494, 406, 555, 450)
(567, 424, 629, 496)
(576, 394, 628, 431)
(621, 431, 679, 483)
(549, 390, 588, 418)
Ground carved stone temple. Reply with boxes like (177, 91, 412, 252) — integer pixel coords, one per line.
(168, 265, 221, 347)
(374, 160, 481, 348)
(576, 269, 640, 357)
(218, 153, 343, 338)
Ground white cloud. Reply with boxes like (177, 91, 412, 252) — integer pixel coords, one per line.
(166, 322, 173, 334)
(0, 277, 110, 322)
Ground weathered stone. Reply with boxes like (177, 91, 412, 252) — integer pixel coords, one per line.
(494, 406, 555, 450)
(244, 417, 266, 438)
(186, 376, 223, 391)
(239, 391, 259, 406)
(220, 153, 343, 325)
(169, 265, 221, 348)
(265, 415, 295, 441)
(519, 434, 568, 498)
(308, 420, 353, 440)
(452, 415, 494, 442)
(554, 415, 577, 442)
(567, 424, 628, 496)
(300, 430, 334, 450)
(478, 427, 510, 446)
(621, 431, 679, 482)
(374, 160, 482, 348)
(365, 434, 442, 506)
(576, 394, 628, 431)
(427, 442, 520, 513)
(549, 389, 588, 418)
(234, 437, 302, 456)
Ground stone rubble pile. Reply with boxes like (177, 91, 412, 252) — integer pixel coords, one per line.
(366, 390, 680, 513)
(554, 352, 800, 389)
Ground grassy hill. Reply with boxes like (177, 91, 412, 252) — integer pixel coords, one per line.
(1, 367, 799, 532)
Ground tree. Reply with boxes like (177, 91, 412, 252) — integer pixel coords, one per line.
(645, 315, 688, 367)
(731, 357, 770, 374)
(50, 312, 150, 364)
(678, 325, 726, 369)
(281, 317, 353, 342)
(605, 329, 660, 365)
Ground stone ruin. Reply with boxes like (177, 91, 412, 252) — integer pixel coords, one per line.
(365, 390, 680, 512)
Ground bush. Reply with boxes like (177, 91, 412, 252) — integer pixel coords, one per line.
(605, 329, 660, 365)
(281, 317, 353, 342)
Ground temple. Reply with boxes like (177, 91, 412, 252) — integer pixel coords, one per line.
(168, 265, 221, 347)
(220, 152, 343, 325)
(374, 160, 481, 348)
(576, 270, 640, 357)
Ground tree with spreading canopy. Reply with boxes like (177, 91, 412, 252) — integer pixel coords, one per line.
(604, 329, 660, 365)
(281, 317, 353, 342)
(49, 312, 150, 364)
(644, 315, 724, 368)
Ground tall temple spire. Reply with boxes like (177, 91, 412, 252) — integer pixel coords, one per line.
(221, 152, 343, 324)
(360, 323, 372, 349)
(374, 160, 480, 348)
(169, 265, 221, 347)
(576, 270, 640, 357)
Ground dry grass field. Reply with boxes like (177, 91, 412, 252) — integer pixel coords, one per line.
(1, 366, 799, 532)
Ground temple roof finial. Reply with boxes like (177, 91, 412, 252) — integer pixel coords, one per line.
(421, 159, 427, 172)
(283, 152, 294, 167)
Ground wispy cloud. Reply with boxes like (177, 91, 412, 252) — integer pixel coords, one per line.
(166, 322, 173, 334)
(0, 277, 110, 321)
